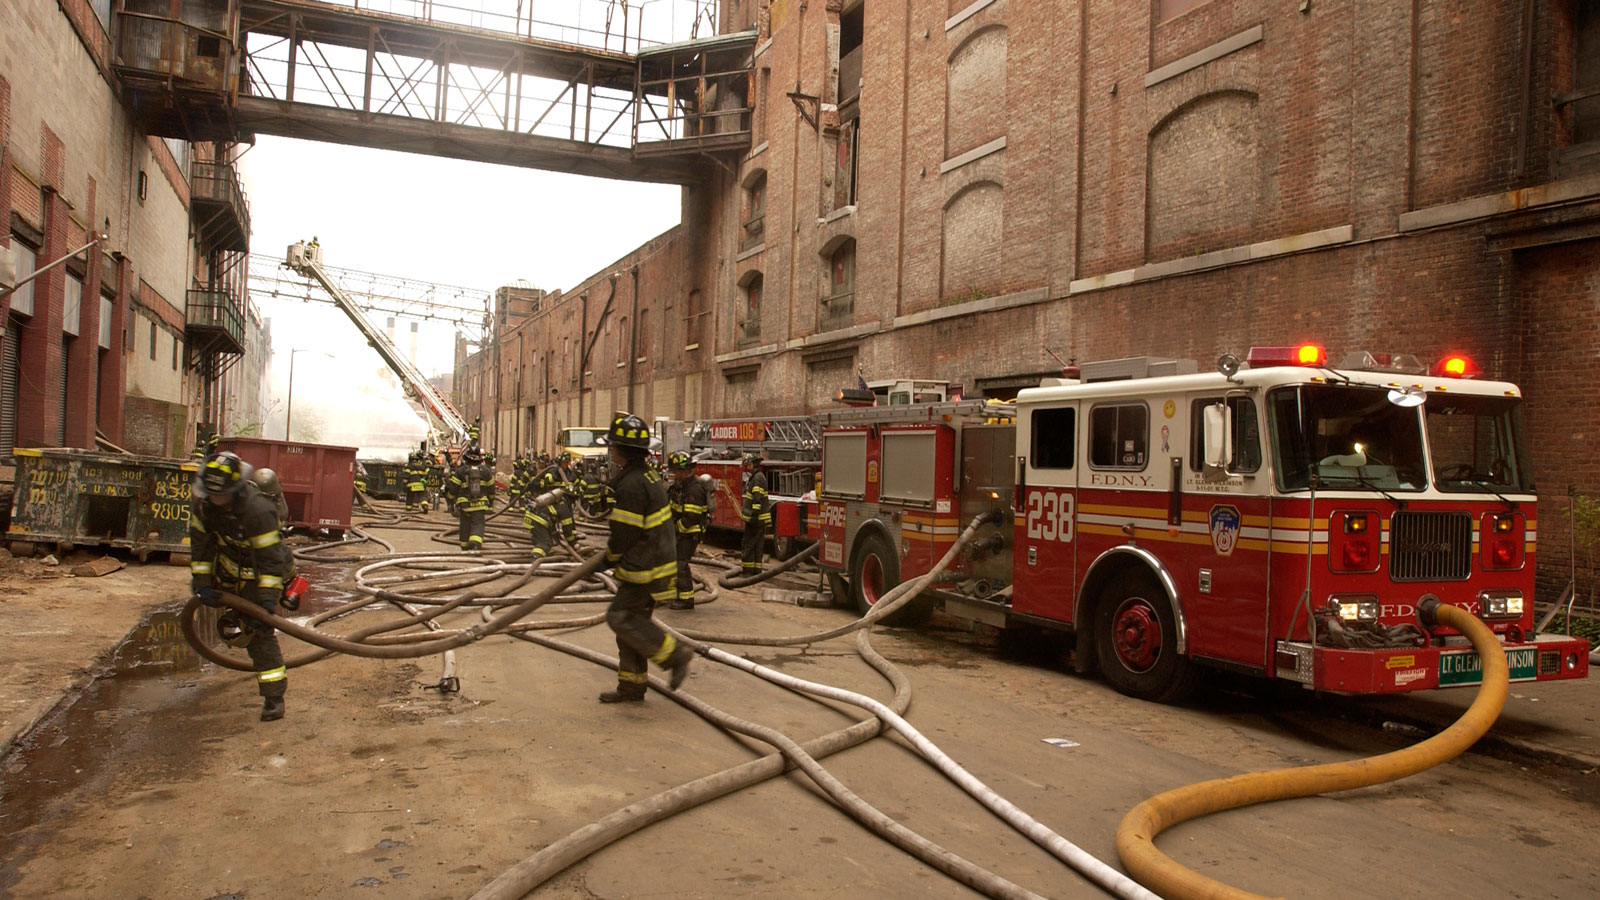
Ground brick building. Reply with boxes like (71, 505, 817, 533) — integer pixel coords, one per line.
(1, 0, 268, 458)
(455, 0, 1600, 592)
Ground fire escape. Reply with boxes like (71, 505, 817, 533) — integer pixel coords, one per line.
(186, 147, 252, 425)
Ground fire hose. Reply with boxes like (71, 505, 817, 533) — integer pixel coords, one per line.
(1115, 598, 1509, 900)
(180, 506, 1518, 900)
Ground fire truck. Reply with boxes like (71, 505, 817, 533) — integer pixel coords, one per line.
(655, 416, 825, 557)
(816, 347, 1591, 702)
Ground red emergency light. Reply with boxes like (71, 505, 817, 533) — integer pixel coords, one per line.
(1429, 353, 1481, 378)
(1245, 344, 1327, 368)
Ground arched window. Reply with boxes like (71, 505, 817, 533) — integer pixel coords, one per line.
(742, 170, 767, 250)
(821, 237, 855, 329)
(737, 271, 763, 344)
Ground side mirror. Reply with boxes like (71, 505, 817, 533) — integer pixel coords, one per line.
(1202, 403, 1232, 469)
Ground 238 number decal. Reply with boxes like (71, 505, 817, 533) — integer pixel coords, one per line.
(1024, 489, 1074, 542)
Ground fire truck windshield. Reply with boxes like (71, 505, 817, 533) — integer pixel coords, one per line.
(1268, 384, 1428, 492)
(1425, 393, 1534, 493)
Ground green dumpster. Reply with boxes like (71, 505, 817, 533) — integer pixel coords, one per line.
(6, 448, 197, 559)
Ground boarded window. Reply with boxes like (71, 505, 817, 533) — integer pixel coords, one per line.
(945, 26, 1007, 158)
(1147, 91, 1261, 258)
(941, 181, 1003, 304)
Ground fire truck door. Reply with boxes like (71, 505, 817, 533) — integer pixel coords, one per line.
(1012, 403, 1078, 623)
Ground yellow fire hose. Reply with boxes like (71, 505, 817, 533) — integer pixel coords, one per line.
(1116, 601, 1508, 900)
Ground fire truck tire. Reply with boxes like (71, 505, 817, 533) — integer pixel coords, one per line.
(850, 532, 931, 625)
(1094, 570, 1194, 703)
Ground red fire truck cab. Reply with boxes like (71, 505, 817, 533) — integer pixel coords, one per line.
(816, 349, 1591, 702)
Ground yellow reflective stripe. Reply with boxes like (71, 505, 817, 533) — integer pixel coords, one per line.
(649, 633, 678, 664)
(468, 535, 484, 545)
(618, 670, 648, 684)
(218, 556, 241, 576)
(529, 546, 547, 558)
(249, 530, 281, 549)
(257, 666, 287, 683)
(190, 561, 213, 574)
(748, 486, 768, 497)
(258, 574, 284, 589)
(609, 507, 646, 527)
(682, 503, 708, 514)
(189, 515, 207, 533)
(616, 560, 678, 584)
(642, 506, 672, 529)
(525, 512, 550, 527)
(650, 585, 676, 602)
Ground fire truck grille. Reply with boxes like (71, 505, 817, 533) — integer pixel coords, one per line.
(1387, 511, 1473, 582)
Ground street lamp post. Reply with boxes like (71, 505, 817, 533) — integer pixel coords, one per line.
(285, 349, 328, 441)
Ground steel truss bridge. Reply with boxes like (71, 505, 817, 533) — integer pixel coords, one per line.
(115, 0, 756, 183)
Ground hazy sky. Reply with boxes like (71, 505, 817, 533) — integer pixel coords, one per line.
(240, 106, 684, 454)
(234, 0, 707, 456)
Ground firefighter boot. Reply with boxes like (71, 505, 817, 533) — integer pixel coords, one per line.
(261, 696, 285, 722)
(666, 645, 694, 691)
(598, 683, 647, 703)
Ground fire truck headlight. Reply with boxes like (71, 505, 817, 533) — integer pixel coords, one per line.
(1478, 591, 1524, 620)
(1333, 596, 1380, 622)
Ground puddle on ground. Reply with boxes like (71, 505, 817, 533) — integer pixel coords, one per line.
(293, 560, 361, 616)
(0, 607, 212, 884)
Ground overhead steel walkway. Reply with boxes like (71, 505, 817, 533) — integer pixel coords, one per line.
(112, 0, 755, 184)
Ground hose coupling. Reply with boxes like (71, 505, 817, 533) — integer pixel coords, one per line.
(969, 534, 1006, 555)
(1416, 594, 1441, 629)
(978, 505, 1008, 525)
(464, 624, 486, 642)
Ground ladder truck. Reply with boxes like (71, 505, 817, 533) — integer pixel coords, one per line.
(284, 240, 472, 449)
(656, 415, 824, 557)
(816, 348, 1591, 702)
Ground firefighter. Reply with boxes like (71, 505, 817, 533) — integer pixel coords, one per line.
(524, 486, 577, 560)
(507, 454, 532, 505)
(353, 461, 368, 503)
(449, 445, 494, 550)
(189, 451, 292, 722)
(428, 451, 446, 509)
(596, 412, 693, 702)
(665, 451, 709, 610)
(739, 452, 771, 576)
(404, 450, 429, 511)
(579, 457, 612, 517)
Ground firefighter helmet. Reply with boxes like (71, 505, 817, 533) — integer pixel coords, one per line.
(217, 610, 254, 648)
(195, 451, 250, 500)
(743, 453, 761, 469)
(601, 412, 651, 450)
(667, 451, 694, 471)
(462, 445, 483, 464)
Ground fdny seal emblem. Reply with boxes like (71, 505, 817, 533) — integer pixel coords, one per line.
(1209, 505, 1241, 557)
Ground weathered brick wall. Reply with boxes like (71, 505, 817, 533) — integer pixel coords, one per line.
(122, 394, 183, 457)
(1514, 239, 1600, 597)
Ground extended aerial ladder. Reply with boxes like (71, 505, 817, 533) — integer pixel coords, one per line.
(283, 240, 472, 446)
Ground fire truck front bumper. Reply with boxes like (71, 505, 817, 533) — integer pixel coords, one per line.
(1274, 633, 1591, 694)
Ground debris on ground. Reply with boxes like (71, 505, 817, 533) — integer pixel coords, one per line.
(70, 557, 125, 578)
